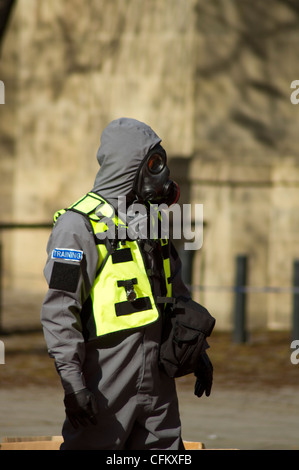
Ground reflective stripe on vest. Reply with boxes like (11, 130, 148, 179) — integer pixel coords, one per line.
(53, 192, 172, 340)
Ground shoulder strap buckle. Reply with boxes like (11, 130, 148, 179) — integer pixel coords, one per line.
(117, 278, 138, 302)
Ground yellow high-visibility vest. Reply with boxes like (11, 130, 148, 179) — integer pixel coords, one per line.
(54, 192, 172, 340)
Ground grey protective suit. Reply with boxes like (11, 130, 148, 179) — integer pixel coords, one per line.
(41, 118, 191, 450)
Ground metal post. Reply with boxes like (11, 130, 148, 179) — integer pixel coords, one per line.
(292, 260, 299, 341)
(233, 255, 248, 343)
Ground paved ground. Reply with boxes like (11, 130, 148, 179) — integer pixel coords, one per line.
(177, 382, 299, 449)
(1, 382, 299, 450)
(0, 295, 299, 450)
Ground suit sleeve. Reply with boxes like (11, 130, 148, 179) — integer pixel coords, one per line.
(40, 211, 99, 394)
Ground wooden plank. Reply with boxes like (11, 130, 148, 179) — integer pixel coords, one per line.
(0, 436, 63, 450)
(183, 441, 205, 450)
(1, 436, 206, 450)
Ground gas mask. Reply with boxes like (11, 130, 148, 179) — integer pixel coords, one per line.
(133, 145, 180, 206)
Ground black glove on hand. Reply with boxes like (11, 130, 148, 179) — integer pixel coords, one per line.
(64, 388, 98, 429)
(194, 352, 213, 398)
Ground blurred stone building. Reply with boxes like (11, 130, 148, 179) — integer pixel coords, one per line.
(1, 0, 299, 332)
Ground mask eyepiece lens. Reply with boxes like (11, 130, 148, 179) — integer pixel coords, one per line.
(147, 153, 165, 173)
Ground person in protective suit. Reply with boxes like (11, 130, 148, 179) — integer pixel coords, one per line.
(41, 117, 213, 450)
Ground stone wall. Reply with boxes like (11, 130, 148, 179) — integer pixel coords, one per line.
(1, 0, 299, 331)
(188, 0, 299, 330)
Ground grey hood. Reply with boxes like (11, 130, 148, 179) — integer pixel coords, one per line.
(92, 118, 161, 204)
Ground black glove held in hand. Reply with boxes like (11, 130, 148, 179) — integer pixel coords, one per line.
(194, 352, 213, 398)
(64, 388, 98, 429)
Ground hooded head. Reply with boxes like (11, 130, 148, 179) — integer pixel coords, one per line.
(92, 117, 179, 207)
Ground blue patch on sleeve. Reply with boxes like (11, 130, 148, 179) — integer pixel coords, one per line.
(52, 248, 83, 262)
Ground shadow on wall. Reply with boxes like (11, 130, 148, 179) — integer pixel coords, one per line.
(0, 0, 16, 50)
(168, 156, 192, 207)
(168, 156, 194, 286)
